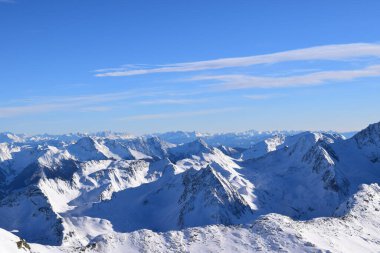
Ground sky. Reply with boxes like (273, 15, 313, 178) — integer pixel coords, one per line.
(0, 0, 380, 135)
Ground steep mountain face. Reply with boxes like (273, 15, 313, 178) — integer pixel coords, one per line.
(241, 132, 345, 161)
(168, 138, 212, 162)
(9, 159, 79, 190)
(83, 165, 252, 232)
(217, 145, 242, 158)
(241, 131, 349, 219)
(0, 123, 380, 252)
(353, 122, 380, 147)
(120, 136, 174, 160)
(101, 137, 174, 161)
(353, 122, 380, 162)
(0, 145, 71, 184)
(302, 144, 346, 193)
(67, 137, 114, 161)
(241, 134, 286, 160)
(178, 166, 253, 228)
(0, 186, 64, 245)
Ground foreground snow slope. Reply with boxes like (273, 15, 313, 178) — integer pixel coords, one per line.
(17, 183, 380, 253)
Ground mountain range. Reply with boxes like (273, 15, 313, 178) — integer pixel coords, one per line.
(0, 123, 379, 252)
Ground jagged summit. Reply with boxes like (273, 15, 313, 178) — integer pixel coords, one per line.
(242, 134, 286, 160)
(178, 166, 253, 228)
(72, 136, 98, 149)
(0, 133, 24, 143)
(169, 138, 212, 158)
(0, 143, 12, 162)
(67, 137, 114, 161)
(353, 121, 380, 147)
(351, 122, 380, 163)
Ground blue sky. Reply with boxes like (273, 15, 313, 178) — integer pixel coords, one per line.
(1, 0, 380, 134)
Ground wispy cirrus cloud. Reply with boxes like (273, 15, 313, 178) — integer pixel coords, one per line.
(0, 89, 167, 118)
(120, 107, 241, 121)
(191, 64, 380, 90)
(0, 87, 214, 118)
(79, 106, 112, 112)
(95, 43, 380, 77)
(138, 98, 204, 105)
(244, 94, 286, 100)
(0, 103, 63, 118)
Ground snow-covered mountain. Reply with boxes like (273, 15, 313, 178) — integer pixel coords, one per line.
(0, 133, 25, 143)
(0, 122, 379, 252)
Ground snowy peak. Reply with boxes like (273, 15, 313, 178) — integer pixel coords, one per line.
(301, 143, 347, 193)
(0, 144, 70, 183)
(72, 137, 99, 150)
(0, 186, 63, 245)
(242, 134, 286, 160)
(354, 122, 380, 146)
(0, 133, 24, 143)
(352, 122, 380, 162)
(169, 138, 212, 161)
(0, 143, 12, 162)
(218, 145, 241, 157)
(107, 136, 174, 160)
(281, 131, 342, 158)
(178, 166, 252, 228)
(241, 131, 342, 161)
(91, 131, 135, 140)
(146, 136, 173, 149)
(143, 136, 174, 158)
(102, 139, 136, 160)
(68, 137, 115, 161)
(185, 138, 210, 150)
(9, 158, 79, 190)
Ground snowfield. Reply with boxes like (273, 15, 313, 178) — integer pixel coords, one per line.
(0, 123, 379, 252)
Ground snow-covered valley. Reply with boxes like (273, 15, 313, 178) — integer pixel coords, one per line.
(0, 123, 379, 252)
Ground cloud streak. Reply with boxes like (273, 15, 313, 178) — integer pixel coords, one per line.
(244, 94, 285, 100)
(95, 43, 380, 77)
(120, 108, 241, 121)
(191, 64, 380, 89)
(0, 103, 64, 118)
(0, 89, 167, 118)
(0, 87, 215, 118)
(138, 98, 204, 105)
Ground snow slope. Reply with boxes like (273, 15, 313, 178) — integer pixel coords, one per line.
(25, 183, 380, 253)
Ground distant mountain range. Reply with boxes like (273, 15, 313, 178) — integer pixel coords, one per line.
(0, 123, 379, 252)
(0, 129, 357, 148)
